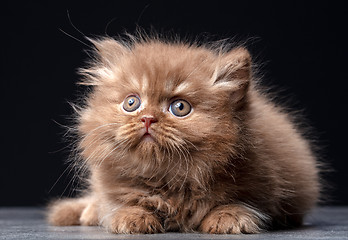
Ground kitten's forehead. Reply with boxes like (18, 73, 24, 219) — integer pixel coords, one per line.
(119, 42, 216, 100)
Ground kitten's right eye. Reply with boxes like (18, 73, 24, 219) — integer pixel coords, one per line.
(123, 95, 141, 112)
(169, 99, 192, 117)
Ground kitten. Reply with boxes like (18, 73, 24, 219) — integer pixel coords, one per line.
(47, 35, 320, 234)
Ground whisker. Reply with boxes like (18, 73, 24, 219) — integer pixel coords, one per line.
(80, 122, 120, 144)
(96, 139, 129, 168)
(59, 28, 90, 48)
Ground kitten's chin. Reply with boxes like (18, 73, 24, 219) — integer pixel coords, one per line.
(133, 136, 163, 164)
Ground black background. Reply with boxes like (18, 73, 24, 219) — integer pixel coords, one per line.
(2, 1, 347, 206)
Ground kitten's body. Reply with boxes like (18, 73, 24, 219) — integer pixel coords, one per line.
(48, 36, 320, 234)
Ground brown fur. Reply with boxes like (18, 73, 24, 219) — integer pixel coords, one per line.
(47, 35, 320, 234)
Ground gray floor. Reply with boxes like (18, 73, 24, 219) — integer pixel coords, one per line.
(0, 207, 347, 240)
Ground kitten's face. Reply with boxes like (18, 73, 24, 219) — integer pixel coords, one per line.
(78, 39, 251, 178)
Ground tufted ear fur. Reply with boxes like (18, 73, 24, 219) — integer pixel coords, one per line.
(79, 38, 129, 86)
(213, 48, 251, 108)
(88, 37, 128, 66)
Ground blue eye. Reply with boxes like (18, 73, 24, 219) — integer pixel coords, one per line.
(169, 99, 192, 117)
(123, 95, 141, 112)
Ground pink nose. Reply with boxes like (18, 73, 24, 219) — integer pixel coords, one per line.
(141, 116, 158, 132)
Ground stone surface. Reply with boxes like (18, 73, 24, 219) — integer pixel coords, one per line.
(0, 207, 347, 240)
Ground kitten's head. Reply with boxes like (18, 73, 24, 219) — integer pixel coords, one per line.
(77, 36, 251, 184)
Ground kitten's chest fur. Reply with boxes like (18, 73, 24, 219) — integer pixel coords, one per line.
(93, 161, 222, 227)
(140, 176, 217, 231)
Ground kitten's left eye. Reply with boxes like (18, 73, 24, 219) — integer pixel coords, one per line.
(169, 99, 192, 117)
(123, 95, 141, 112)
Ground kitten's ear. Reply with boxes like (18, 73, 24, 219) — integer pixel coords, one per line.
(88, 37, 128, 65)
(79, 38, 128, 86)
(212, 47, 251, 106)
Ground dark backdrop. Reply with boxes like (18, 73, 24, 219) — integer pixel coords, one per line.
(2, 1, 347, 206)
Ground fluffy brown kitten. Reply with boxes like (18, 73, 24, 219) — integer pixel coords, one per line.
(47, 35, 320, 234)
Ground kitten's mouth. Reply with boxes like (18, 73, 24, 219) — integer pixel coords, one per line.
(141, 132, 155, 142)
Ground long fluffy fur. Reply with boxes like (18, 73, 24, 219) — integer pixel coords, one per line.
(47, 34, 320, 234)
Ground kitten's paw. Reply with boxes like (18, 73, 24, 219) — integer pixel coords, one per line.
(200, 204, 268, 234)
(108, 206, 164, 234)
(47, 198, 87, 226)
(80, 202, 99, 226)
(138, 195, 176, 217)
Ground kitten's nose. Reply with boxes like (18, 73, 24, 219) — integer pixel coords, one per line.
(141, 116, 158, 131)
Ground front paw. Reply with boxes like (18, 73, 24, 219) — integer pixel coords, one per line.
(138, 195, 176, 217)
(200, 204, 269, 234)
(80, 202, 99, 226)
(108, 206, 164, 234)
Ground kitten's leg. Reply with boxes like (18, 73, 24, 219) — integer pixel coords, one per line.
(199, 204, 270, 234)
(47, 198, 87, 225)
(103, 206, 164, 234)
(80, 201, 99, 226)
(47, 196, 97, 226)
